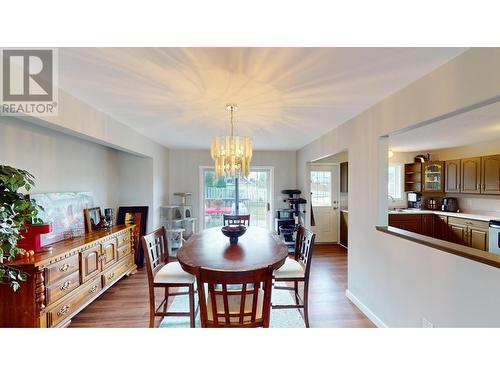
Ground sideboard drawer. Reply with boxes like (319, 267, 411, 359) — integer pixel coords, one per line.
(117, 231, 131, 247)
(117, 243, 131, 261)
(102, 256, 133, 288)
(47, 277, 102, 327)
(45, 255, 79, 285)
(46, 271, 80, 306)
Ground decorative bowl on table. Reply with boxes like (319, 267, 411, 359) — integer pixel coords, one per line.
(221, 225, 247, 244)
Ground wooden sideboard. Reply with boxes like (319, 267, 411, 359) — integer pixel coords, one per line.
(0, 225, 136, 327)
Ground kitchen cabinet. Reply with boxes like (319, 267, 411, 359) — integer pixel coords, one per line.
(340, 162, 348, 193)
(388, 213, 489, 251)
(422, 161, 445, 193)
(388, 214, 422, 234)
(404, 163, 422, 192)
(447, 217, 489, 251)
(340, 211, 348, 248)
(481, 154, 500, 194)
(434, 215, 449, 241)
(448, 220, 468, 246)
(421, 214, 435, 237)
(461, 157, 481, 194)
(445, 159, 461, 193)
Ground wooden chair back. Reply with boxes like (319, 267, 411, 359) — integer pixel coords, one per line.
(195, 266, 273, 328)
(141, 227, 170, 284)
(294, 225, 316, 279)
(223, 214, 250, 226)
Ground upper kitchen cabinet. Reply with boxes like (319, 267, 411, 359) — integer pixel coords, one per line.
(481, 154, 500, 194)
(404, 163, 422, 192)
(445, 159, 461, 193)
(461, 157, 481, 194)
(422, 161, 444, 193)
(340, 162, 348, 193)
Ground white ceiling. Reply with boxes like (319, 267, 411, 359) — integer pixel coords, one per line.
(389, 100, 500, 152)
(58, 48, 466, 150)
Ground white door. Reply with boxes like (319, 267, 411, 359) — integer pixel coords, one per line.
(309, 165, 340, 243)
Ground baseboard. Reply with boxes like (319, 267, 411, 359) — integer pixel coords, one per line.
(345, 289, 388, 328)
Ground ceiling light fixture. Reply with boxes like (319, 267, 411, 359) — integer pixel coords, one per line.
(211, 104, 253, 178)
(388, 149, 394, 158)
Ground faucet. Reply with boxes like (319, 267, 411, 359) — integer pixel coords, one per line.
(388, 195, 396, 203)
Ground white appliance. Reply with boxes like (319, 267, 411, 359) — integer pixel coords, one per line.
(489, 220, 500, 254)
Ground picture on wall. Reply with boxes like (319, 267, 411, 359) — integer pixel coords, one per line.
(31, 192, 94, 246)
(117, 206, 148, 268)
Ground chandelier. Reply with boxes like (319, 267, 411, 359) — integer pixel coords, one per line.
(210, 104, 253, 178)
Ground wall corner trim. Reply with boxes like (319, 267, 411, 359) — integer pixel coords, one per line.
(345, 289, 388, 328)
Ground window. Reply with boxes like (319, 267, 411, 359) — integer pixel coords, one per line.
(388, 164, 402, 200)
(202, 169, 271, 229)
(310, 170, 332, 207)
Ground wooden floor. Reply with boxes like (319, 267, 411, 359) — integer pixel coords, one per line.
(70, 244, 374, 328)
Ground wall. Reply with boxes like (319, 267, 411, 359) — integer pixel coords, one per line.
(297, 48, 500, 327)
(23, 89, 170, 228)
(116, 151, 155, 230)
(0, 116, 160, 231)
(0, 116, 119, 209)
(168, 149, 297, 229)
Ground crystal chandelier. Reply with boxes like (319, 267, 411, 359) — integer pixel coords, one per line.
(210, 104, 253, 178)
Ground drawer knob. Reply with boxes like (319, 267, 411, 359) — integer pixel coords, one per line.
(60, 263, 70, 272)
(60, 281, 72, 290)
(89, 285, 98, 294)
(107, 272, 115, 281)
(57, 305, 70, 317)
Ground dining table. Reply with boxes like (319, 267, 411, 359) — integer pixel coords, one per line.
(177, 226, 289, 274)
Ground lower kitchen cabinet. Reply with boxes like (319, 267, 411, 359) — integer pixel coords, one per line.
(434, 215, 449, 241)
(446, 217, 489, 251)
(468, 223, 489, 251)
(388, 214, 422, 234)
(389, 213, 489, 252)
(421, 214, 435, 237)
(340, 211, 348, 248)
(448, 220, 468, 246)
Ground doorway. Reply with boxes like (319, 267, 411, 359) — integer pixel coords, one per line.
(200, 167, 273, 230)
(308, 163, 340, 243)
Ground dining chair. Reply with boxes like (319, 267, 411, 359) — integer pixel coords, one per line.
(272, 225, 315, 328)
(223, 214, 250, 226)
(195, 266, 274, 328)
(141, 227, 196, 328)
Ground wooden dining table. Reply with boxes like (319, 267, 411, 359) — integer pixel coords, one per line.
(177, 226, 289, 274)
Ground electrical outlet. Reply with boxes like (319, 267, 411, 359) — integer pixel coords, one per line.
(422, 318, 434, 328)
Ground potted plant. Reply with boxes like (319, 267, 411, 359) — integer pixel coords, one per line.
(0, 165, 44, 291)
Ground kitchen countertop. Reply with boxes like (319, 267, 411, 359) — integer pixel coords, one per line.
(388, 209, 499, 222)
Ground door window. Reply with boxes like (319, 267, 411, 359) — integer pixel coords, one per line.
(310, 171, 332, 207)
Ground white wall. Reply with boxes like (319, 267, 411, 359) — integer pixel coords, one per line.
(22, 89, 170, 228)
(0, 117, 160, 231)
(168, 149, 297, 228)
(0, 116, 119, 209)
(297, 48, 500, 327)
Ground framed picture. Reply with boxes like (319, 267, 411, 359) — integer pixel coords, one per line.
(84, 207, 102, 232)
(117, 206, 148, 268)
(30, 191, 93, 245)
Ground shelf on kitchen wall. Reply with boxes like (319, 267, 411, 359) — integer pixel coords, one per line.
(404, 162, 422, 192)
